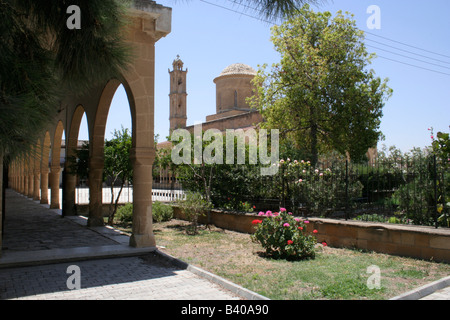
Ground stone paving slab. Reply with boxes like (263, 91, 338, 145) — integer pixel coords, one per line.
(0, 252, 241, 300)
(2, 191, 118, 252)
(0, 190, 258, 300)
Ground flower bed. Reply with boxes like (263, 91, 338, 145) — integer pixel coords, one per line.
(171, 205, 450, 263)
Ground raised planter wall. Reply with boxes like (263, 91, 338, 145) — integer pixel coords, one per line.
(306, 218, 450, 263)
(172, 206, 450, 263)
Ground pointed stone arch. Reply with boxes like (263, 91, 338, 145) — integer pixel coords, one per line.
(63, 105, 87, 216)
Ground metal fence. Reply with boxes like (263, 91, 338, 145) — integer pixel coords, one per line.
(69, 154, 448, 228)
(247, 155, 449, 228)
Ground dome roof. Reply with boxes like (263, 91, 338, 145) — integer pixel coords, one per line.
(218, 63, 257, 77)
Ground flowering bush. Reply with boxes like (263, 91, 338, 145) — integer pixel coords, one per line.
(251, 209, 317, 260)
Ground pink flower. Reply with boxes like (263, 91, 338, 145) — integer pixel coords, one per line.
(304, 220, 310, 224)
(287, 240, 293, 245)
(258, 212, 265, 216)
(294, 218, 300, 222)
(283, 223, 290, 227)
(280, 208, 287, 212)
(288, 212, 293, 215)
(266, 210, 272, 216)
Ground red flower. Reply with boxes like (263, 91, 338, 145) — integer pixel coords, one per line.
(313, 229, 318, 234)
(298, 226, 303, 230)
(287, 240, 293, 245)
(252, 220, 263, 225)
(322, 242, 327, 246)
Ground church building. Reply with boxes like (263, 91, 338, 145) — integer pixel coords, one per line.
(167, 56, 262, 134)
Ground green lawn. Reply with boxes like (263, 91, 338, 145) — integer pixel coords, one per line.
(118, 219, 450, 300)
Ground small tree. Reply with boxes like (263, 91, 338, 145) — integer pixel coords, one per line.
(177, 191, 212, 235)
(67, 142, 90, 182)
(68, 127, 132, 225)
(104, 127, 133, 225)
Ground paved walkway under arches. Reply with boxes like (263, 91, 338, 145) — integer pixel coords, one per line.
(0, 189, 262, 300)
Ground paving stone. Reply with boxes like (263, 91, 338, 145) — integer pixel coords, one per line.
(0, 190, 244, 300)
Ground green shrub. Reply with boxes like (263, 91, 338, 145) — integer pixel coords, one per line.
(177, 191, 212, 234)
(116, 203, 133, 223)
(152, 201, 173, 222)
(251, 208, 317, 260)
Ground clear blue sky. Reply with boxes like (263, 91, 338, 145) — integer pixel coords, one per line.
(79, 0, 450, 154)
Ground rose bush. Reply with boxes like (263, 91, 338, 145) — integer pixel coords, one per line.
(251, 209, 317, 260)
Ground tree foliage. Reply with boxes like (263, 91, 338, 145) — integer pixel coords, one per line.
(232, 0, 322, 21)
(68, 127, 133, 225)
(0, 0, 131, 158)
(104, 127, 133, 225)
(249, 5, 393, 165)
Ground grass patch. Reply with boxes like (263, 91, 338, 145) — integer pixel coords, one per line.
(117, 219, 450, 300)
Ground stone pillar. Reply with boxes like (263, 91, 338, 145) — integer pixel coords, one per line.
(19, 172, 23, 194)
(62, 170, 77, 216)
(129, 147, 156, 248)
(33, 169, 40, 200)
(88, 157, 104, 227)
(23, 173, 28, 197)
(49, 165, 61, 209)
(40, 169, 49, 204)
(28, 170, 34, 199)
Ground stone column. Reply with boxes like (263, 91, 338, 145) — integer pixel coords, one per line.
(129, 147, 156, 248)
(28, 170, 34, 199)
(88, 157, 104, 226)
(23, 172, 28, 197)
(40, 169, 49, 204)
(62, 170, 77, 216)
(33, 169, 40, 200)
(49, 165, 61, 209)
(19, 172, 23, 194)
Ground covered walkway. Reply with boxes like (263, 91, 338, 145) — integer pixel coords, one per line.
(0, 189, 252, 300)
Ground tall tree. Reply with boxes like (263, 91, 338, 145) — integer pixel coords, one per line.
(249, 5, 393, 165)
(0, 0, 131, 159)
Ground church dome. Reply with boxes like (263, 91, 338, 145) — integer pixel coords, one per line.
(218, 63, 257, 77)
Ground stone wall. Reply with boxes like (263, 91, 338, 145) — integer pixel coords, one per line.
(306, 218, 450, 263)
(172, 206, 450, 263)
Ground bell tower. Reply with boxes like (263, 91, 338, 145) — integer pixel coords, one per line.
(169, 55, 187, 132)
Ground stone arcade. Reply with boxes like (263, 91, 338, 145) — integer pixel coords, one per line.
(1, 1, 172, 255)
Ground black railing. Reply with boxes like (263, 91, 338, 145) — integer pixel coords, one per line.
(174, 155, 449, 228)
